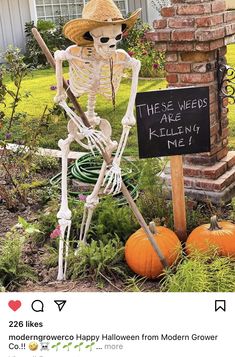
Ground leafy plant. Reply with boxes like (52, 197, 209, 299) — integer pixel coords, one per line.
(25, 19, 72, 68)
(67, 236, 126, 282)
(120, 18, 165, 77)
(160, 248, 235, 292)
(0, 227, 35, 290)
(124, 275, 147, 292)
(136, 158, 173, 226)
(0, 47, 54, 210)
(90, 196, 138, 244)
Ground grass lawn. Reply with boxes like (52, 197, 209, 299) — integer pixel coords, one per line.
(3, 43, 235, 153)
(3, 68, 166, 155)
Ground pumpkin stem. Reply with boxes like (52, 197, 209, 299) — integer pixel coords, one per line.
(208, 215, 222, 231)
(149, 221, 157, 235)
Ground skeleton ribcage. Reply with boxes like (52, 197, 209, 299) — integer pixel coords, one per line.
(69, 58, 125, 99)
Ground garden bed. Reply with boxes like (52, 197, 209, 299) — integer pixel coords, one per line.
(0, 43, 235, 293)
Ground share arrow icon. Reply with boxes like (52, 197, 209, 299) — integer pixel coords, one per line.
(54, 300, 67, 312)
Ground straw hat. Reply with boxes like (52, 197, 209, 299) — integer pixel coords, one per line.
(63, 0, 141, 46)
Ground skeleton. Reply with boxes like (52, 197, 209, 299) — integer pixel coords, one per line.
(54, 23, 140, 281)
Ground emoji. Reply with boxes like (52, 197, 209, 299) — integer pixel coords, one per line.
(40, 341, 50, 351)
(28, 342, 38, 351)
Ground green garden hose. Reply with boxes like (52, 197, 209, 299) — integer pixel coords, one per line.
(50, 152, 139, 205)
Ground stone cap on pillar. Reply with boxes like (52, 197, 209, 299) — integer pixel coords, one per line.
(147, 0, 235, 52)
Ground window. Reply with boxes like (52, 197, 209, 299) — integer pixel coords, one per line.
(35, 0, 128, 22)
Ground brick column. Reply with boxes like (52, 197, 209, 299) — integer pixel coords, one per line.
(147, 0, 235, 204)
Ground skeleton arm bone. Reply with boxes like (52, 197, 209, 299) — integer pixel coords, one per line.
(104, 54, 141, 194)
(54, 48, 107, 155)
(54, 49, 69, 103)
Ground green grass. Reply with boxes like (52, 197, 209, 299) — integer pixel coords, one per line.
(3, 44, 235, 152)
(3, 68, 166, 154)
(227, 44, 235, 149)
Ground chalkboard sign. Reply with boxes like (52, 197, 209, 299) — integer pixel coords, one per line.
(135, 86, 210, 158)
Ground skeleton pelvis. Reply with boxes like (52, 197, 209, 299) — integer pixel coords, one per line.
(67, 118, 116, 151)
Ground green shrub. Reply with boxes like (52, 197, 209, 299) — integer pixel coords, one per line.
(67, 236, 126, 281)
(90, 196, 138, 243)
(0, 228, 35, 290)
(120, 18, 165, 77)
(25, 20, 72, 68)
(161, 249, 235, 292)
(136, 158, 173, 226)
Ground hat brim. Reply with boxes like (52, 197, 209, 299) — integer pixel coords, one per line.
(63, 9, 141, 46)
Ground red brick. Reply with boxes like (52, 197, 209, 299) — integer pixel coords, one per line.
(217, 147, 229, 161)
(196, 43, 210, 51)
(196, 27, 225, 41)
(168, 18, 195, 28)
(184, 153, 218, 166)
(167, 43, 195, 52)
(210, 38, 225, 50)
(172, 29, 195, 41)
(221, 151, 235, 169)
(153, 19, 167, 29)
(225, 23, 235, 36)
(147, 30, 171, 42)
(181, 52, 215, 62)
(210, 101, 219, 114)
(212, 0, 226, 13)
(183, 161, 228, 180)
(192, 62, 214, 73)
(221, 128, 229, 139)
(165, 63, 191, 73)
(180, 72, 215, 84)
(166, 74, 179, 83)
(155, 43, 167, 51)
(195, 14, 224, 27)
(224, 10, 235, 23)
(177, 3, 211, 15)
(210, 114, 218, 127)
(165, 53, 178, 62)
(161, 7, 176, 17)
(210, 134, 217, 145)
(209, 91, 217, 104)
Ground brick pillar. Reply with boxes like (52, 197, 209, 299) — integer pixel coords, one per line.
(147, 0, 235, 204)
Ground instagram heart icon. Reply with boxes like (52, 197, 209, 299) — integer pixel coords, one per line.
(8, 300, 22, 311)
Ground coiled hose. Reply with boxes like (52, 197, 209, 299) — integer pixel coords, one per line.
(50, 152, 139, 205)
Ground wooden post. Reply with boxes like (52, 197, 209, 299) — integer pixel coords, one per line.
(32, 28, 169, 269)
(170, 155, 187, 241)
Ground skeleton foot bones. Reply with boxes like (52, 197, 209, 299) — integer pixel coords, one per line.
(53, 0, 141, 280)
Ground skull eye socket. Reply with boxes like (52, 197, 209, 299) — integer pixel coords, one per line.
(100, 37, 109, 43)
(115, 34, 122, 41)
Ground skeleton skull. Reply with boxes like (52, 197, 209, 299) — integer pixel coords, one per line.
(90, 24, 122, 59)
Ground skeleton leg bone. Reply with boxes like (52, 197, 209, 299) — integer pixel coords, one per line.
(78, 160, 108, 246)
(57, 134, 74, 281)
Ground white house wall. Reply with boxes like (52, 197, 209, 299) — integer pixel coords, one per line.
(128, 0, 148, 23)
(0, 0, 32, 55)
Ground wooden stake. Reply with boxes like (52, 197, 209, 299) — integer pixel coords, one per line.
(170, 155, 187, 241)
(31, 28, 169, 269)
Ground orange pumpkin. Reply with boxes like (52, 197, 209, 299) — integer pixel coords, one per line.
(186, 215, 235, 256)
(125, 222, 181, 279)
